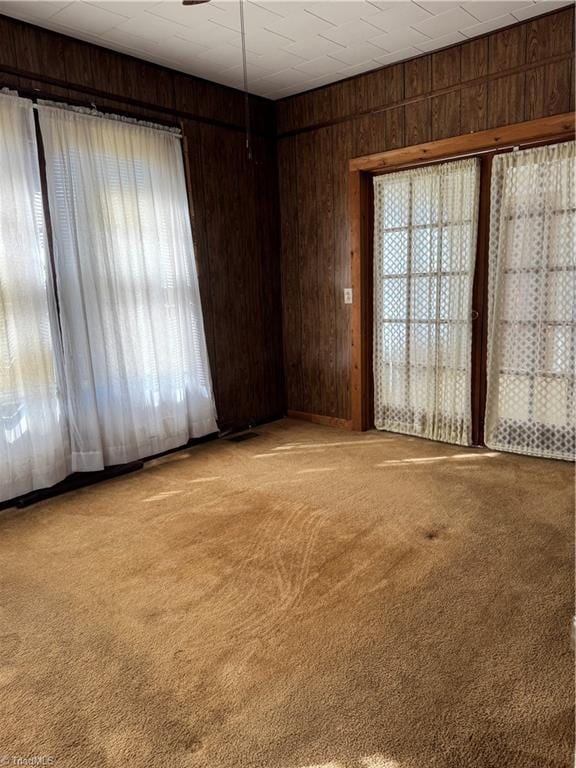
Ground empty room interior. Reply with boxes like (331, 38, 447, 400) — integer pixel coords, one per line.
(0, 0, 575, 766)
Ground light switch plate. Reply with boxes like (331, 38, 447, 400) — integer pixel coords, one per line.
(344, 288, 353, 304)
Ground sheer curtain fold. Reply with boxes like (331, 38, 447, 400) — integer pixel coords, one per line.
(0, 93, 69, 501)
(485, 141, 575, 461)
(373, 158, 480, 446)
(38, 104, 217, 470)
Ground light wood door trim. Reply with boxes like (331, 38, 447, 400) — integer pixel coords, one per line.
(350, 113, 575, 173)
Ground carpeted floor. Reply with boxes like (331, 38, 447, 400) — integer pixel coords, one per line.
(0, 418, 573, 768)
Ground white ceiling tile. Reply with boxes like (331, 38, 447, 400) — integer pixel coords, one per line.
(211, 1, 284, 33)
(113, 11, 190, 41)
(233, 27, 296, 54)
(22, 15, 102, 44)
(88, 1, 160, 20)
(283, 35, 346, 59)
(337, 60, 382, 77)
(250, 47, 306, 70)
(265, 8, 335, 39)
(272, 85, 307, 98)
(413, 1, 462, 12)
(367, 2, 433, 32)
(413, 6, 478, 36)
(303, 71, 351, 88)
(154, 35, 211, 59)
(176, 59, 234, 78)
(320, 18, 384, 45)
(414, 29, 467, 50)
(165, 18, 239, 45)
(365, 0, 403, 10)
(247, 0, 284, 19)
(247, 82, 277, 97)
(146, 1, 224, 26)
(373, 45, 423, 65)
(370, 26, 431, 52)
(305, 1, 380, 26)
(202, 71, 242, 88)
(329, 40, 388, 65)
(0, 1, 72, 22)
(52, 1, 127, 35)
(103, 26, 165, 53)
(464, 1, 536, 22)
(252, 67, 312, 87)
(195, 42, 263, 67)
(249, 1, 300, 17)
(512, 0, 569, 19)
(293, 54, 351, 77)
(459, 12, 518, 36)
(225, 61, 276, 81)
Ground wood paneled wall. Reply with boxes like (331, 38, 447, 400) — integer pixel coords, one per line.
(277, 6, 575, 421)
(0, 13, 283, 432)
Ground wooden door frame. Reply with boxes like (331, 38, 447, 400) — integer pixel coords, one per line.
(349, 112, 576, 432)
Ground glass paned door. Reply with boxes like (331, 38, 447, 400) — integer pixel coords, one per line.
(373, 158, 480, 446)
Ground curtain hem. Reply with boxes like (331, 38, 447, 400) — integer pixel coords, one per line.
(70, 415, 218, 472)
(1, 462, 69, 504)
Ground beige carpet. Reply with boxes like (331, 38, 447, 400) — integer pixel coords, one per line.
(0, 418, 573, 768)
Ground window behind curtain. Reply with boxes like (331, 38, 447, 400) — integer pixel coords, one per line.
(373, 158, 480, 445)
(0, 92, 69, 501)
(38, 104, 217, 470)
(485, 141, 575, 461)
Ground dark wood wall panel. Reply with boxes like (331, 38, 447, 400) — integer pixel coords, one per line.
(461, 83, 488, 133)
(432, 90, 461, 139)
(488, 72, 526, 127)
(277, 6, 574, 421)
(0, 12, 283, 432)
(461, 37, 488, 81)
(432, 46, 461, 90)
(488, 24, 526, 73)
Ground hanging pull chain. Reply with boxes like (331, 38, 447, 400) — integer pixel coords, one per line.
(239, 0, 252, 160)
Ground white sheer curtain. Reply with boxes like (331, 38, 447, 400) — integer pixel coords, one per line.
(373, 158, 480, 445)
(485, 141, 575, 461)
(0, 92, 69, 501)
(38, 104, 217, 470)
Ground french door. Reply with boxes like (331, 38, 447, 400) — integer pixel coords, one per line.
(373, 158, 480, 446)
(370, 137, 575, 460)
(485, 141, 575, 461)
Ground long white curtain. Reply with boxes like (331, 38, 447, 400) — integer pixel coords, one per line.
(373, 158, 480, 445)
(0, 93, 69, 501)
(38, 104, 217, 470)
(485, 141, 575, 461)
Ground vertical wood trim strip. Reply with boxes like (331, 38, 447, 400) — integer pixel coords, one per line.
(470, 153, 493, 446)
(350, 170, 363, 430)
(350, 170, 373, 431)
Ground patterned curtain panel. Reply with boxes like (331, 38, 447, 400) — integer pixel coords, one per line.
(373, 158, 480, 446)
(485, 141, 576, 461)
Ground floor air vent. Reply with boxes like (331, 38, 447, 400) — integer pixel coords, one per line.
(227, 432, 259, 443)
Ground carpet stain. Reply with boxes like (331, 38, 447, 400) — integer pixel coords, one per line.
(0, 419, 572, 768)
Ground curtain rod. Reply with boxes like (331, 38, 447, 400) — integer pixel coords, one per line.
(33, 99, 182, 138)
(372, 135, 574, 177)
